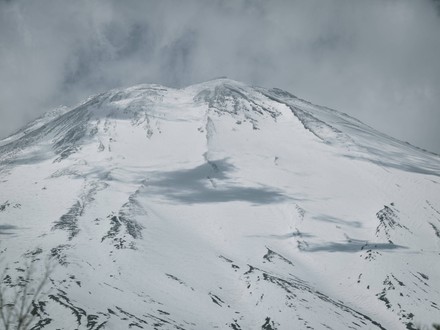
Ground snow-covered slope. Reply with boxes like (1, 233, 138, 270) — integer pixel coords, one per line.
(1, 79, 439, 330)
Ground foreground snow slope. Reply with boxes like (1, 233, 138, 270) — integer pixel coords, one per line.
(1, 79, 439, 329)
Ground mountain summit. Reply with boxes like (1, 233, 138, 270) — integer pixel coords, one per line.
(1, 79, 439, 329)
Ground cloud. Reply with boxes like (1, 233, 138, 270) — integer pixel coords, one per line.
(0, 0, 439, 153)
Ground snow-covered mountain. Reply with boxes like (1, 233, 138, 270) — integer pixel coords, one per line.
(1, 79, 439, 329)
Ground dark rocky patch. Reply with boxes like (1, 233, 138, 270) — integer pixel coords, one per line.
(209, 293, 225, 307)
(263, 247, 294, 266)
(376, 204, 411, 241)
(116, 307, 149, 327)
(49, 291, 87, 325)
(0, 200, 9, 211)
(101, 191, 144, 250)
(29, 318, 52, 330)
(261, 317, 279, 330)
(50, 244, 70, 266)
(165, 274, 193, 291)
(219, 255, 234, 263)
(142, 312, 188, 330)
(429, 222, 440, 238)
(0, 200, 21, 211)
(230, 320, 242, 329)
(52, 201, 83, 240)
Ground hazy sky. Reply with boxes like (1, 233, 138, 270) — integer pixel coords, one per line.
(0, 0, 439, 153)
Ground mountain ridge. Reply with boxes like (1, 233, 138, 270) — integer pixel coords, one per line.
(2, 78, 438, 175)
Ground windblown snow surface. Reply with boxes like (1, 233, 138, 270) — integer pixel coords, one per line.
(1, 79, 439, 329)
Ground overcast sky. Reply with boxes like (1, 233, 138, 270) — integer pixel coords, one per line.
(0, 0, 439, 153)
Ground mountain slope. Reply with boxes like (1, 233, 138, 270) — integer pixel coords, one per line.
(1, 79, 439, 330)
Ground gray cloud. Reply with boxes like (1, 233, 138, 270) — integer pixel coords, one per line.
(0, 0, 439, 153)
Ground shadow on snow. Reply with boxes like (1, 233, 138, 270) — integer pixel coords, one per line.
(145, 159, 292, 204)
(306, 239, 407, 253)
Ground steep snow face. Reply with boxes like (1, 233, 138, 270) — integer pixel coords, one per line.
(1, 79, 439, 330)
